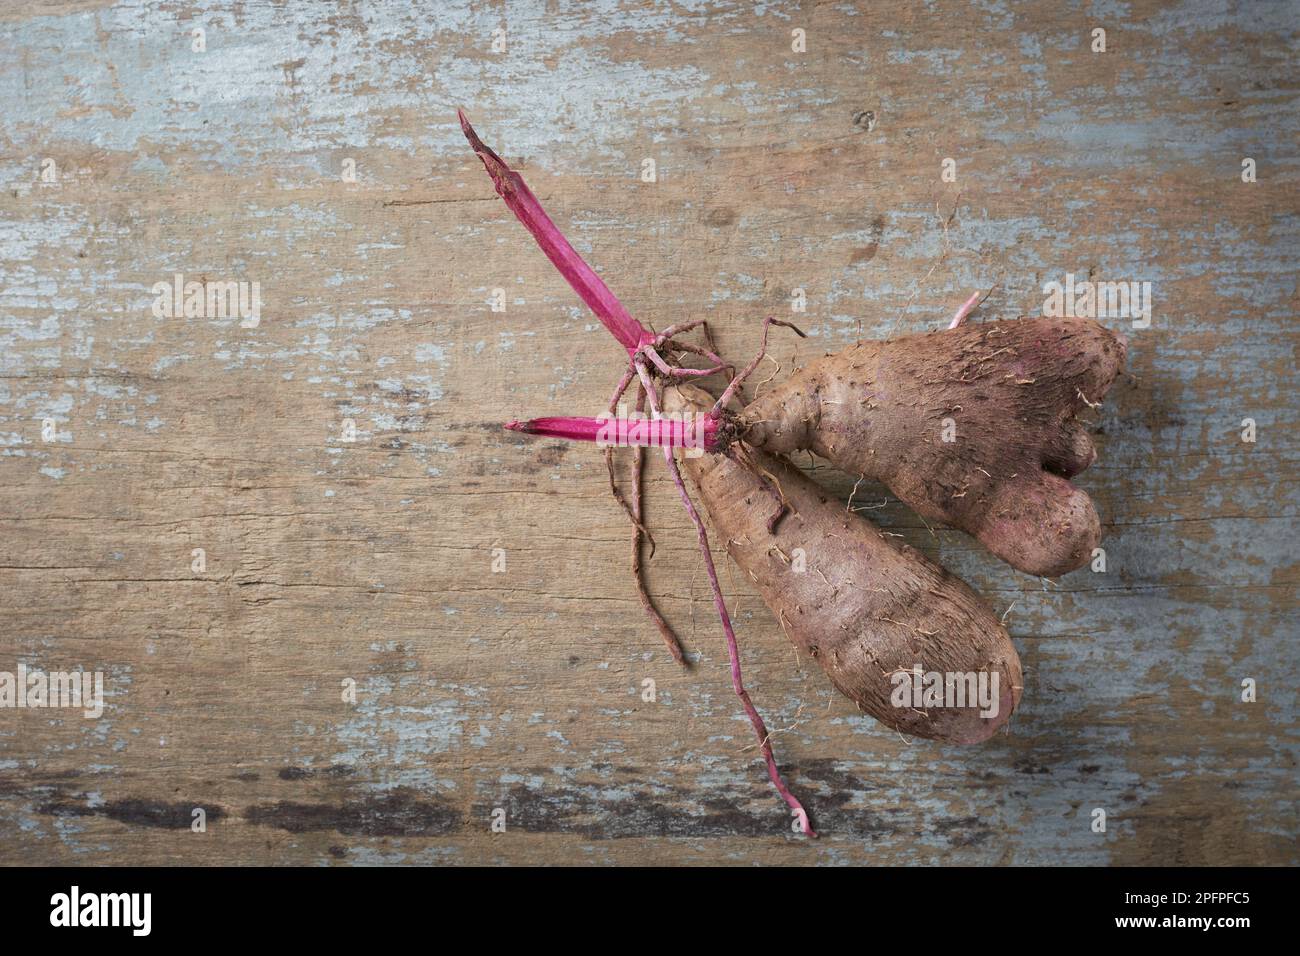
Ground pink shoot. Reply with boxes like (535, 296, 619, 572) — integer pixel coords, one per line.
(948, 290, 984, 329)
(458, 110, 648, 354)
(505, 415, 722, 452)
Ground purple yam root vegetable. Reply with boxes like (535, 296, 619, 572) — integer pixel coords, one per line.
(665, 384, 1023, 745)
(462, 109, 1100, 834)
(736, 317, 1127, 577)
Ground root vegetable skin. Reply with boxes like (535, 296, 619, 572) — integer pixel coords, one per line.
(667, 386, 1023, 744)
(737, 318, 1127, 578)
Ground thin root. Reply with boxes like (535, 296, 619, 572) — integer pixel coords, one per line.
(627, 381, 687, 665)
(636, 357, 816, 837)
(711, 317, 807, 419)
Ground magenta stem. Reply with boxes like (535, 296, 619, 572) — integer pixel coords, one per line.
(506, 414, 722, 451)
(459, 110, 649, 354)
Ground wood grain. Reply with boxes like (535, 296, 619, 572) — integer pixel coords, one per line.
(0, 0, 1295, 865)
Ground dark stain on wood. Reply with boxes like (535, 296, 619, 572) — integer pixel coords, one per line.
(244, 790, 458, 837)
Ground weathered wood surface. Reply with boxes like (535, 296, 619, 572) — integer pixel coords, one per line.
(1, 0, 1296, 865)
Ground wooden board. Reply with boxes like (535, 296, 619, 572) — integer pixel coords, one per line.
(0, 0, 1296, 865)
